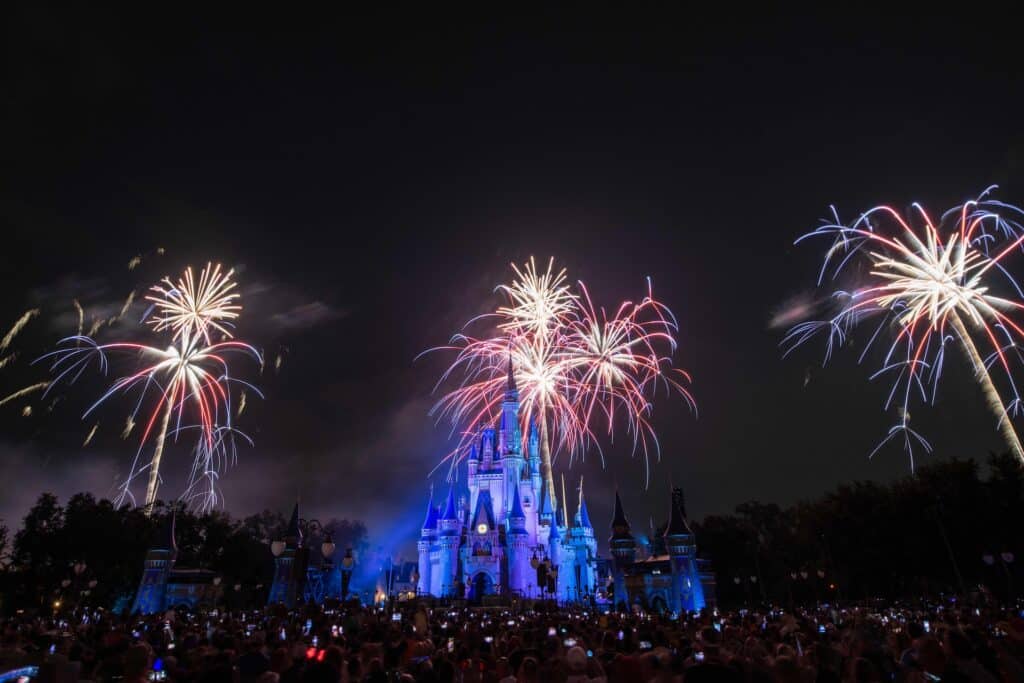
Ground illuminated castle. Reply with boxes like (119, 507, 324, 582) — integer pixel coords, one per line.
(608, 487, 715, 613)
(132, 512, 222, 614)
(417, 361, 599, 601)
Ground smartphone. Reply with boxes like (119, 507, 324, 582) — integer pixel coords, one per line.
(695, 651, 705, 662)
(507, 620, 515, 626)
(713, 622, 721, 632)
(312, 636, 318, 648)
(280, 628, 287, 641)
(484, 636, 494, 643)
(587, 650, 593, 658)
(617, 630, 624, 641)
(167, 643, 175, 650)
(392, 613, 402, 622)
(564, 638, 577, 648)
(640, 640, 653, 650)
(818, 625, 826, 634)
(49, 644, 56, 655)
(447, 637, 455, 653)
(548, 627, 557, 637)
(304, 619, 312, 635)
(331, 625, 338, 637)
(924, 621, 931, 633)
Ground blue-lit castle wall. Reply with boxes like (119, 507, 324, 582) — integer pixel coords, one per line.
(131, 514, 222, 614)
(608, 488, 716, 613)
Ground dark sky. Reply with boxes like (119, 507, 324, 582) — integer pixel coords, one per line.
(3, 9, 1024, 556)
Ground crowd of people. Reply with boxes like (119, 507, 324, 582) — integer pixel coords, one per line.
(2, 599, 1024, 683)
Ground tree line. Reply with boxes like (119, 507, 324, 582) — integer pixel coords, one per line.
(0, 493, 367, 614)
(691, 453, 1024, 606)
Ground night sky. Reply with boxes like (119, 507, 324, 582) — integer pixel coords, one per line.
(4, 9, 1024, 556)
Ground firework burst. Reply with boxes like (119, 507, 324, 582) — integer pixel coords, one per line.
(426, 257, 693, 489)
(784, 187, 1024, 468)
(146, 262, 241, 344)
(40, 263, 261, 510)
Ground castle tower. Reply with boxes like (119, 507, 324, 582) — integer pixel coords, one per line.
(663, 487, 706, 613)
(268, 503, 303, 607)
(499, 356, 525, 520)
(547, 512, 563, 598)
(537, 482, 555, 547)
(467, 444, 479, 479)
(435, 487, 462, 596)
(132, 510, 178, 614)
(567, 488, 598, 600)
(506, 481, 530, 596)
(609, 490, 637, 611)
(417, 490, 439, 595)
(497, 352, 521, 457)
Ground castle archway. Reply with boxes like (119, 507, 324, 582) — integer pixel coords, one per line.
(470, 572, 494, 602)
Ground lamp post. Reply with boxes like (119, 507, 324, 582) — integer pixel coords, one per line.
(340, 548, 356, 602)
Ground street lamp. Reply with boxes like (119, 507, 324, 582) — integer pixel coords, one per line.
(340, 548, 356, 601)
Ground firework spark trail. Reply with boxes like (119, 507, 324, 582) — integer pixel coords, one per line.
(83, 422, 99, 447)
(238, 390, 247, 416)
(87, 317, 105, 337)
(784, 188, 1024, 468)
(0, 382, 49, 408)
(122, 415, 135, 439)
(21, 406, 31, 417)
(40, 263, 262, 511)
(1, 309, 40, 352)
(118, 291, 136, 320)
(426, 256, 694, 489)
(73, 300, 84, 339)
(128, 255, 142, 270)
(0, 353, 15, 370)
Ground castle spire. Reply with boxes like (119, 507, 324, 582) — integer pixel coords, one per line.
(611, 490, 630, 535)
(286, 501, 302, 545)
(664, 486, 692, 537)
(509, 480, 526, 522)
(422, 487, 439, 530)
(506, 344, 517, 396)
(441, 486, 459, 521)
(561, 473, 569, 528)
(576, 479, 592, 529)
(539, 477, 555, 519)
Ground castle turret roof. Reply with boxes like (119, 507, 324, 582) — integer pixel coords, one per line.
(286, 502, 302, 546)
(422, 491, 439, 531)
(577, 494, 593, 529)
(664, 486, 693, 537)
(610, 490, 635, 541)
(441, 487, 459, 521)
(509, 481, 526, 523)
